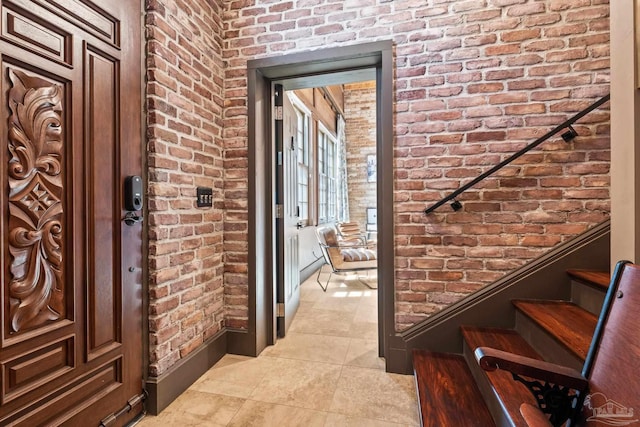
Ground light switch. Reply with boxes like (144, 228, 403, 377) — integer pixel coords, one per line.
(196, 187, 213, 207)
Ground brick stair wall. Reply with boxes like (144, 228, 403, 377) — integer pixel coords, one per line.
(144, 0, 611, 377)
(222, 0, 611, 331)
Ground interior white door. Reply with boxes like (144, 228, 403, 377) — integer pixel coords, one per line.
(275, 85, 300, 337)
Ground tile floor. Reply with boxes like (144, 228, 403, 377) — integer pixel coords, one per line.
(137, 269, 420, 426)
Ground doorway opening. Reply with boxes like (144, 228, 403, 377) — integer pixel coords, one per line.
(278, 82, 378, 339)
(246, 41, 396, 367)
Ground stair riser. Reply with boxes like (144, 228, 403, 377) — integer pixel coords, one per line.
(463, 341, 517, 427)
(514, 311, 584, 371)
(570, 280, 606, 315)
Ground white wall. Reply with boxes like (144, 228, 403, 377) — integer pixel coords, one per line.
(611, 2, 640, 266)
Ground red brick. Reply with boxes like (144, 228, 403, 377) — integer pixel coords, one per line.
(467, 131, 506, 142)
(521, 235, 562, 247)
(504, 103, 546, 115)
(467, 82, 504, 93)
(524, 39, 565, 52)
(145, 0, 613, 369)
(507, 79, 547, 90)
(500, 28, 541, 42)
(466, 58, 501, 69)
(486, 69, 525, 80)
(523, 13, 561, 27)
(569, 33, 609, 47)
(464, 34, 497, 47)
(530, 90, 570, 101)
(549, 0, 590, 11)
(485, 43, 521, 56)
(544, 23, 587, 37)
(467, 9, 502, 22)
(504, 53, 544, 66)
(483, 190, 522, 201)
(546, 48, 588, 63)
(574, 59, 609, 71)
(566, 6, 609, 23)
(446, 72, 483, 84)
(507, 3, 546, 16)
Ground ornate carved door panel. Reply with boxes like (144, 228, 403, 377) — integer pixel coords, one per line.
(0, 0, 143, 425)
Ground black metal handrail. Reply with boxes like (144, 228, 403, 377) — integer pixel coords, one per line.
(424, 94, 610, 214)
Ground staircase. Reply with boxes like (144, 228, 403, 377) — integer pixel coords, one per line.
(413, 268, 610, 426)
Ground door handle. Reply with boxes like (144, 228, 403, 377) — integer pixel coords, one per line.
(123, 211, 143, 226)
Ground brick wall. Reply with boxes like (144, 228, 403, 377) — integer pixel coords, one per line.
(145, 0, 226, 376)
(223, 0, 611, 331)
(344, 82, 377, 230)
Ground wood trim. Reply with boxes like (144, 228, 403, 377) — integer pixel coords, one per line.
(247, 66, 273, 355)
(393, 220, 611, 374)
(246, 40, 395, 364)
(377, 42, 395, 364)
(145, 329, 227, 415)
(226, 328, 257, 357)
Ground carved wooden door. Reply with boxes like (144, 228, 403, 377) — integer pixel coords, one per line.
(0, 0, 144, 425)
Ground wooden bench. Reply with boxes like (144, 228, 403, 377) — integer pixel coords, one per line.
(475, 260, 640, 426)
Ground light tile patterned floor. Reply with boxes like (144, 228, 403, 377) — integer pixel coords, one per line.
(137, 270, 420, 426)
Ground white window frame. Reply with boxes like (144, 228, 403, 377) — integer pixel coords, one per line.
(317, 123, 338, 224)
(287, 92, 312, 227)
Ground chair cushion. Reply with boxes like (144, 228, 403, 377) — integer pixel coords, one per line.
(341, 248, 363, 261)
(317, 225, 377, 270)
(341, 247, 376, 262)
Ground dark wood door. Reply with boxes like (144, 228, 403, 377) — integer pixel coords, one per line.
(0, 0, 143, 425)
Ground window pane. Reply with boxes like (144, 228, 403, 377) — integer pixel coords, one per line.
(318, 129, 338, 224)
(327, 139, 337, 221)
(294, 108, 309, 223)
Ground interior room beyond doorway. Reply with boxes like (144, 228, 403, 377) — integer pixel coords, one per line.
(287, 82, 378, 289)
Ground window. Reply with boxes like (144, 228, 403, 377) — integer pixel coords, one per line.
(318, 126, 337, 223)
(295, 106, 310, 225)
(288, 92, 312, 226)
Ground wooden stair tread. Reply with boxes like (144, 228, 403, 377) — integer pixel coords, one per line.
(462, 327, 543, 426)
(566, 269, 610, 290)
(462, 326, 542, 359)
(413, 350, 495, 427)
(513, 300, 597, 361)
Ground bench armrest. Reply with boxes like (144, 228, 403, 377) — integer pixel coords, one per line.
(474, 347, 588, 392)
(520, 403, 553, 427)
